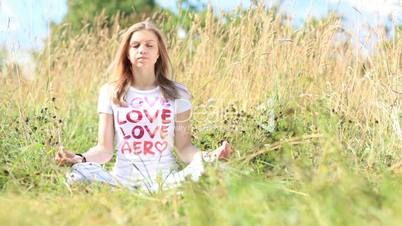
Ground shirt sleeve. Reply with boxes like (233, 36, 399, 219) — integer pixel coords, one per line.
(97, 84, 113, 114)
(174, 83, 192, 114)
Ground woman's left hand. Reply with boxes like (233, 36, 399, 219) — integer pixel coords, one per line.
(211, 140, 232, 161)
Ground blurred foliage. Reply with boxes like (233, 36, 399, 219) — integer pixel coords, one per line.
(0, 47, 6, 72)
(61, 0, 157, 32)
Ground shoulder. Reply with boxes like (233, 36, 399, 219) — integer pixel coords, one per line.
(100, 82, 113, 91)
(173, 81, 192, 100)
(98, 82, 115, 101)
(99, 82, 118, 95)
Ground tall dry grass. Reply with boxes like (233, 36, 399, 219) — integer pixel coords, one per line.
(3, 5, 399, 167)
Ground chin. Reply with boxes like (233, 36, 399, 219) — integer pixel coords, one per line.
(134, 63, 153, 68)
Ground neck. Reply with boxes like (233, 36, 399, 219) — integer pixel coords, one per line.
(131, 66, 157, 89)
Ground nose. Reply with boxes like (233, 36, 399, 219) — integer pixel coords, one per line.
(138, 44, 145, 54)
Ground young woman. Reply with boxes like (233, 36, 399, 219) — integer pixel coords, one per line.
(55, 20, 231, 192)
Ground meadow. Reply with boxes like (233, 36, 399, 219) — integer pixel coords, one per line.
(0, 5, 401, 226)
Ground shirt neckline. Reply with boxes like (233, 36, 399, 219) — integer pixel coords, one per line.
(129, 85, 160, 94)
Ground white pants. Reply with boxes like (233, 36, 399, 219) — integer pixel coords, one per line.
(66, 152, 205, 193)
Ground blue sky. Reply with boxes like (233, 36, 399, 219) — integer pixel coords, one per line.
(0, 0, 401, 62)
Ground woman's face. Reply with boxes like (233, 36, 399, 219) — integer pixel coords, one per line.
(128, 29, 160, 69)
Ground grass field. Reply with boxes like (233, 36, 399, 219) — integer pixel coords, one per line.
(1, 6, 402, 226)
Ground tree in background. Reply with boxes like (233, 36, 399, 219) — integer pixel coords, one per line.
(45, 0, 209, 52)
(60, 0, 157, 33)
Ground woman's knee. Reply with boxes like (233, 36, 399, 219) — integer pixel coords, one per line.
(66, 162, 111, 184)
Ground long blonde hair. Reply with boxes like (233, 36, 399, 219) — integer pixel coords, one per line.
(109, 20, 179, 106)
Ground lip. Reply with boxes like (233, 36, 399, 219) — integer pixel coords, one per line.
(137, 56, 148, 60)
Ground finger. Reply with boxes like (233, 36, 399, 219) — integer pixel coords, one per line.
(56, 158, 64, 166)
(61, 150, 68, 159)
(58, 146, 64, 153)
(220, 143, 232, 160)
(55, 151, 62, 162)
(218, 142, 228, 158)
(56, 152, 70, 166)
(59, 158, 70, 167)
(60, 158, 74, 167)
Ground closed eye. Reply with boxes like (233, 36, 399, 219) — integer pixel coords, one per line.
(130, 44, 154, 48)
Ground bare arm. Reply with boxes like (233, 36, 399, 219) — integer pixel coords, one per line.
(55, 112, 115, 166)
(82, 113, 115, 164)
(174, 110, 199, 164)
(174, 110, 232, 164)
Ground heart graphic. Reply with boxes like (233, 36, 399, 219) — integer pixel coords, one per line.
(155, 141, 168, 153)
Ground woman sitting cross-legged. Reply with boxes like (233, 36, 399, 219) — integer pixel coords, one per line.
(54, 20, 231, 192)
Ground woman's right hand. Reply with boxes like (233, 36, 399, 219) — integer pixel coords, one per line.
(55, 146, 79, 167)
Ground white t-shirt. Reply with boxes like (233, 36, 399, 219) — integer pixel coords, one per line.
(97, 82, 192, 186)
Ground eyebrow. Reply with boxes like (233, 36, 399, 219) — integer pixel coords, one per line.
(130, 40, 156, 44)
